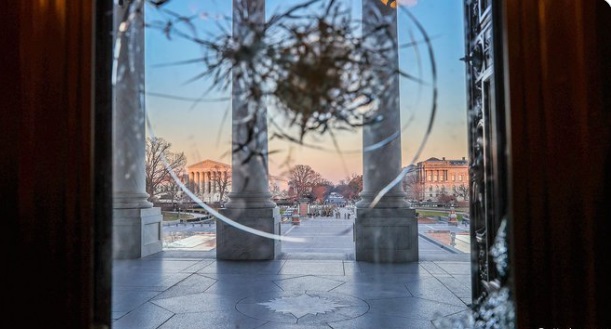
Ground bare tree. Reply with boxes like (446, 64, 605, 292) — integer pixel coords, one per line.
(311, 178, 333, 203)
(145, 137, 186, 202)
(287, 164, 324, 198)
(163, 171, 188, 207)
(453, 183, 469, 202)
(437, 188, 454, 205)
(347, 173, 363, 201)
(212, 165, 231, 203)
(403, 173, 424, 201)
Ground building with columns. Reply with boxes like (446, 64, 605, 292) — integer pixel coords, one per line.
(187, 159, 231, 204)
(107, 0, 419, 263)
(404, 157, 469, 203)
(187, 160, 288, 204)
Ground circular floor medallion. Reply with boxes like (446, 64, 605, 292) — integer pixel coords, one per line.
(236, 291, 369, 325)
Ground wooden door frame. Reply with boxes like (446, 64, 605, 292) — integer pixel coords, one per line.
(502, 0, 611, 327)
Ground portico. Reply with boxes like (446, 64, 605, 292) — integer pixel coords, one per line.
(187, 159, 231, 203)
(113, 0, 419, 263)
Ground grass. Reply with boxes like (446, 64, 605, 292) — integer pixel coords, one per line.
(415, 209, 467, 222)
(162, 212, 195, 221)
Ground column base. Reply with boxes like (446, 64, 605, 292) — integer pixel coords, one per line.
(217, 207, 280, 260)
(355, 207, 418, 263)
(356, 192, 409, 208)
(113, 207, 163, 259)
(113, 191, 153, 209)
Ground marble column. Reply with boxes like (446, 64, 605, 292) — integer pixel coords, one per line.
(201, 171, 204, 194)
(190, 172, 195, 191)
(355, 0, 418, 263)
(217, 0, 279, 260)
(198, 172, 203, 194)
(112, 0, 162, 259)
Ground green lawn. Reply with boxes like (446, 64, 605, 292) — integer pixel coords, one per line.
(415, 209, 467, 221)
(162, 212, 195, 221)
(416, 210, 448, 217)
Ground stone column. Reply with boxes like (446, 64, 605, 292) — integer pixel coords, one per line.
(206, 171, 209, 194)
(190, 172, 195, 191)
(112, 0, 162, 259)
(355, 0, 418, 263)
(202, 171, 206, 195)
(217, 0, 279, 260)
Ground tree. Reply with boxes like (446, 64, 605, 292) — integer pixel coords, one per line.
(347, 173, 363, 201)
(287, 164, 324, 198)
(164, 175, 188, 207)
(403, 173, 424, 201)
(335, 173, 362, 201)
(212, 165, 231, 203)
(145, 137, 186, 202)
(437, 191, 454, 205)
(311, 179, 333, 203)
(453, 183, 469, 202)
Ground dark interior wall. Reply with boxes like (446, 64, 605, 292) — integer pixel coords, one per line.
(2, 1, 97, 327)
(504, 0, 611, 327)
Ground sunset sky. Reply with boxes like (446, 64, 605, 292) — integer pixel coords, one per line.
(144, 0, 467, 185)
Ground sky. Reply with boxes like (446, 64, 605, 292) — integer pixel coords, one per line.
(144, 0, 467, 185)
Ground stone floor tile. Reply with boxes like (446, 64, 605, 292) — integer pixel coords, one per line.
(113, 272, 192, 290)
(148, 250, 216, 259)
(434, 262, 471, 275)
(280, 261, 345, 276)
(151, 292, 240, 314)
(113, 259, 202, 273)
(432, 275, 471, 301)
(274, 275, 345, 292)
(112, 290, 162, 313)
(197, 260, 286, 274)
(342, 272, 429, 284)
(254, 322, 333, 328)
(181, 259, 216, 272)
(158, 311, 267, 329)
(404, 277, 468, 307)
(419, 261, 450, 275)
(112, 302, 174, 329)
(204, 277, 285, 297)
(328, 313, 437, 329)
(152, 273, 217, 300)
(329, 280, 411, 300)
(347, 262, 423, 275)
(367, 296, 468, 320)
